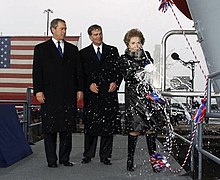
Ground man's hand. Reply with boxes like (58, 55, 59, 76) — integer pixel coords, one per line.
(36, 92, 45, 104)
(77, 91, 84, 101)
(90, 83, 99, 93)
(108, 82, 117, 92)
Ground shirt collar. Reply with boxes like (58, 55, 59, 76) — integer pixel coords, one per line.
(92, 43, 102, 53)
(52, 38, 64, 45)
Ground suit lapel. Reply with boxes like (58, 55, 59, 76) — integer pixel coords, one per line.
(63, 40, 68, 59)
(89, 44, 100, 63)
(101, 44, 107, 62)
(48, 38, 63, 61)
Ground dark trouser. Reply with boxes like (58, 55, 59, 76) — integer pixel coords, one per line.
(83, 134, 113, 159)
(44, 131, 72, 164)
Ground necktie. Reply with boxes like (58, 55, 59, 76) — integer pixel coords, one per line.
(57, 41, 63, 57)
(97, 47, 101, 60)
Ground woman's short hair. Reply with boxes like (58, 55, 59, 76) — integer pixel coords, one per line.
(123, 28, 145, 46)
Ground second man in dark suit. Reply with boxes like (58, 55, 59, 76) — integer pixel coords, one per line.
(80, 24, 122, 165)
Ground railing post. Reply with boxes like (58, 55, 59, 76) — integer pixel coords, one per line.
(198, 122, 203, 179)
(190, 120, 195, 174)
(207, 78, 212, 114)
(26, 87, 32, 143)
(22, 102, 28, 140)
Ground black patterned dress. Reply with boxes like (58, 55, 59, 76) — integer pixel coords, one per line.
(119, 49, 166, 134)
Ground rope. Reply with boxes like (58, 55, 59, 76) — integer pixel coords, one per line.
(158, 2, 209, 173)
(170, 5, 208, 97)
(167, 122, 198, 173)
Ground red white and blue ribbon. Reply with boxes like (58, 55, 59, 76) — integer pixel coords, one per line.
(150, 153, 170, 172)
(192, 98, 207, 124)
(146, 92, 166, 105)
(158, 0, 174, 13)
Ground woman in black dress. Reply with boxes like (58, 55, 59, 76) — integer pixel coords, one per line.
(119, 29, 165, 172)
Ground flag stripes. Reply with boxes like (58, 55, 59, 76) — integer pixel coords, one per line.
(0, 36, 81, 102)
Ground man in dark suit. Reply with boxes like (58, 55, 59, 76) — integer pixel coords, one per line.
(32, 18, 83, 168)
(80, 24, 122, 165)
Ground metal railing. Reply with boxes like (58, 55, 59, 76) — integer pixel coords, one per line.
(161, 29, 220, 179)
(26, 87, 42, 144)
(196, 70, 220, 180)
(161, 90, 220, 179)
(161, 29, 197, 91)
(0, 88, 42, 143)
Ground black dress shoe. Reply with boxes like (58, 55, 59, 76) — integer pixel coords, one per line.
(100, 158, 112, 165)
(48, 163, 58, 168)
(81, 157, 91, 164)
(59, 161, 74, 166)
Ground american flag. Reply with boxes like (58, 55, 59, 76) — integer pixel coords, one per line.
(0, 36, 81, 104)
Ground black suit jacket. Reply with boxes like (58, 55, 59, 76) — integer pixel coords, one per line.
(32, 38, 83, 133)
(80, 43, 122, 136)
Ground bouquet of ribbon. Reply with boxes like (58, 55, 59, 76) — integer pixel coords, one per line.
(150, 153, 170, 172)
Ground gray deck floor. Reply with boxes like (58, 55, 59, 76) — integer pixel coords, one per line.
(0, 133, 192, 180)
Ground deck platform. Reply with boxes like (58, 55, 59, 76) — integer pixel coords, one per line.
(0, 133, 192, 180)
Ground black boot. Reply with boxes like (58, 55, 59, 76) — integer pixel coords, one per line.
(146, 133, 156, 156)
(127, 134, 137, 171)
(146, 134, 157, 172)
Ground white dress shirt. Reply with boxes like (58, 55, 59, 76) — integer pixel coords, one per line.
(52, 38, 64, 54)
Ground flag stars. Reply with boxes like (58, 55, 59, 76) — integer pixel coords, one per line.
(0, 37, 10, 68)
